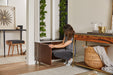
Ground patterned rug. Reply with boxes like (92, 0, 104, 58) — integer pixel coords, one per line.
(19, 66, 89, 75)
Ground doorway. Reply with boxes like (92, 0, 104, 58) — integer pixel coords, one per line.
(0, 0, 26, 64)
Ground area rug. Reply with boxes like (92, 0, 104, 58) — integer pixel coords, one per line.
(0, 55, 26, 64)
(76, 71, 110, 75)
(19, 66, 89, 75)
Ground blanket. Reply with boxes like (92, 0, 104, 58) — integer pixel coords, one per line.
(93, 46, 113, 73)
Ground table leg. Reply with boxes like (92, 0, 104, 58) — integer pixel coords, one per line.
(85, 41, 87, 46)
(3, 31, 5, 57)
(72, 39, 76, 66)
(20, 30, 22, 40)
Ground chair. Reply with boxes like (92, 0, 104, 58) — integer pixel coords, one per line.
(6, 40, 25, 56)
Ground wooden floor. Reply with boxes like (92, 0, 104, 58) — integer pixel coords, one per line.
(0, 61, 64, 75)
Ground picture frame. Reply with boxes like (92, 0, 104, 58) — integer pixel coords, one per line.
(0, 6, 16, 29)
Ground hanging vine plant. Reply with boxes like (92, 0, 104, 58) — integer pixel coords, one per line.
(59, 0, 68, 39)
(40, 0, 47, 37)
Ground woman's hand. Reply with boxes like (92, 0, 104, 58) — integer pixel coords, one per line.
(49, 44, 55, 48)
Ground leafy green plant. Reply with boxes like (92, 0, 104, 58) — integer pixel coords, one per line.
(40, 0, 47, 37)
(59, 0, 67, 36)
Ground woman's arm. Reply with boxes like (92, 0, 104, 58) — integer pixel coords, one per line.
(49, 40, 72, 48)
(49, 37, 65, 48)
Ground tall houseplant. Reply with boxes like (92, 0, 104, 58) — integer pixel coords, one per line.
(59, 0, 68, 39)
(40, 0, 47, 38)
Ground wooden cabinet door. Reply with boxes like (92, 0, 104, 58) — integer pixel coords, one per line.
(38, 43, 52, 65)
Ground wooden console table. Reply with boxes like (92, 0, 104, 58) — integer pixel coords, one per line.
(0, 29, 26, 57)
(74, 33, 113, 74)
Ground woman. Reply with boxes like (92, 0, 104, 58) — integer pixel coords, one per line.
(49, 24, 75, 66)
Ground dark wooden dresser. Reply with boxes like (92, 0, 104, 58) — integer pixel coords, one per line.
(35, 40, 62, 65)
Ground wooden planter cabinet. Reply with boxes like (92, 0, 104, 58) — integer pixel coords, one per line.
(35, 41, 62, 65)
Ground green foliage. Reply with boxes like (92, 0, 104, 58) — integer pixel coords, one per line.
(40, 22, 45, 26)
(59, 0, 67, 34)
(40, 27, 46, 31)
(40, 33, 46, 37)
(40, 0, 47, 37)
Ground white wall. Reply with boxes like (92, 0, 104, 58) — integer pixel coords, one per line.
(69, 0, 112, 33)
(0, 0, 26, 56)
(54, 0, 60, 39)
(8, 0, 26, 29)
(0, 0, 7, 5)
(68, 0, 113, 61)
(34, 0, 39, 42)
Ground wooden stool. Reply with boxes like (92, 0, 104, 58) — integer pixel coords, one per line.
(6, 40, 25, 56)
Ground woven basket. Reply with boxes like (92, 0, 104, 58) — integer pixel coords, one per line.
(84, 46, 108, 69)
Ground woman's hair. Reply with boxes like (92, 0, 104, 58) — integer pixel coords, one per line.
(63, 24, 75, 40)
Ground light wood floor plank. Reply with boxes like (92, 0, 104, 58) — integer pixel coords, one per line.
(0, 61, 64, 75)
